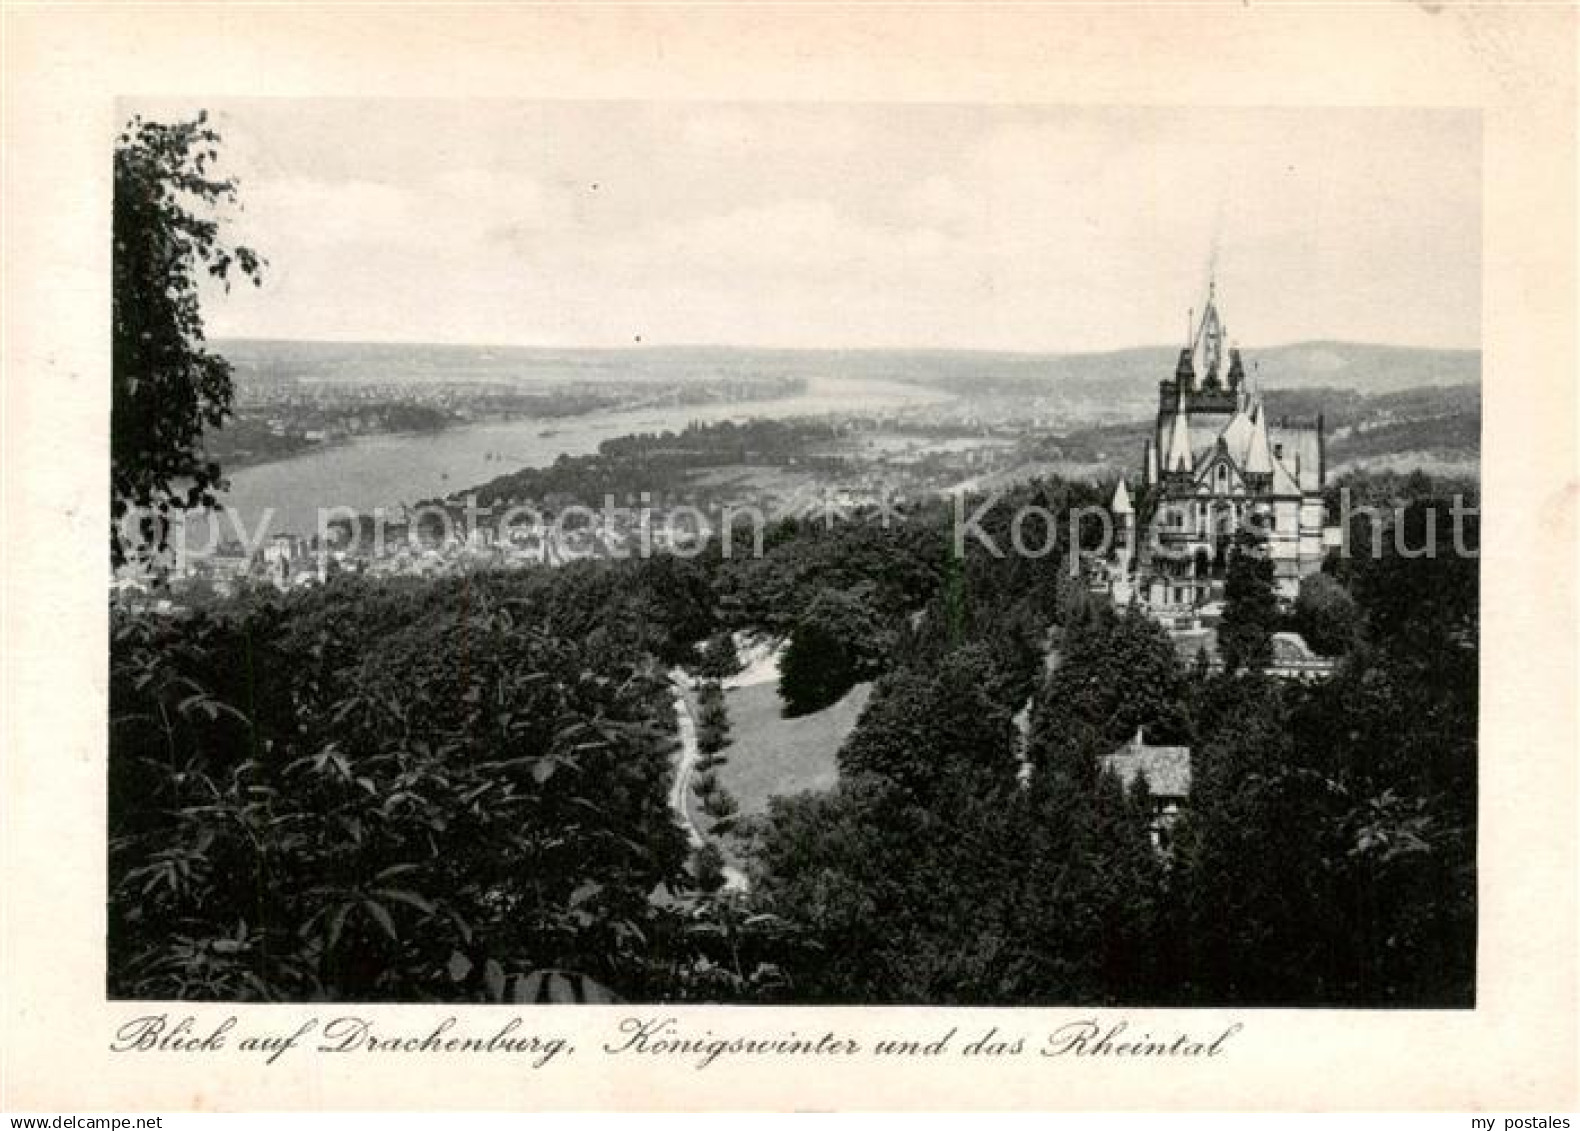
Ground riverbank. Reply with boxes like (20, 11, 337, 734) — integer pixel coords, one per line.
(198, 375, 953, 541)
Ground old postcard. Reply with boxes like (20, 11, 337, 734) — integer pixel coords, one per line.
(1, 1, 1575, 1113)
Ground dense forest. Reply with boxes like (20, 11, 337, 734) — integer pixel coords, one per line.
(109, 468, 1477, 1006)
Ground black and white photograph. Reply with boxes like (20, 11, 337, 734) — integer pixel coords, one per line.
(106, 100, 1481, 1008)
(4, 1, 1577, 1116)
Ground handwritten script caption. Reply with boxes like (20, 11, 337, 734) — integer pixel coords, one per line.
(110, 1014, 1244, 1070)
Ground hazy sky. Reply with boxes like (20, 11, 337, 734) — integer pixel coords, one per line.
(142, 100, 1480, 352)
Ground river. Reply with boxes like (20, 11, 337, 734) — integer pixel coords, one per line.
(187, 375, 949, 545)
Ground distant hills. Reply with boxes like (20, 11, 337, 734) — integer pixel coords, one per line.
(1221, 341, 1480, 395)
(215, 337, 1480, 403)
(886, 341, 1479, 409)
(1036, 379, 1481, 480)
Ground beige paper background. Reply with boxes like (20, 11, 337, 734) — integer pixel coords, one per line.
(2, 1, 1575, 1112)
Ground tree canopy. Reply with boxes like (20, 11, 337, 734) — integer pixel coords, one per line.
(112, 113, 263, 568)
(1218, 528, 1279, 673)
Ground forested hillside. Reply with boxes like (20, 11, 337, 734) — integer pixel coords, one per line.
(110, 470, 1477, 1006)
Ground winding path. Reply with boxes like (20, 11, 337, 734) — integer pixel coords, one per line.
(667, 671, 748, 891)
(1013, 637, 1063, 785)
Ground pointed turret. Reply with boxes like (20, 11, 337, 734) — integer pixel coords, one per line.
(1182, 284, 1240, 412)
(1111, 477, 1134, 516)
(1195, 282, 1224, 384)
(1244, 399, 1274, 476)
(1111, 476, 1136, 567)
(1164, 384, 1193, 474)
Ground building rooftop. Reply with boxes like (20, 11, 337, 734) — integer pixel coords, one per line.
(1102, 727, 1192, 801)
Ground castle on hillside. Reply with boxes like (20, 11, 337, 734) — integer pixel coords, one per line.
(1109, 285, 1340, 617)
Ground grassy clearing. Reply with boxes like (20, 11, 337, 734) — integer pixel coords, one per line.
(711, 680, 871, 818)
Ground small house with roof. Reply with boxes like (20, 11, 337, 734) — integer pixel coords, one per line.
(1101, 727, 1193, 849)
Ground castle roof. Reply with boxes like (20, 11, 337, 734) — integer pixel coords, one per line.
(1149, 391, 1316, 497)
(1145, 288, 1326, 498)
(1270, 631, 1325, 665)
(1244, 402, 1274, 475)
(1187, 415, 1230, 463)
(1270, 452, 1302, 495)
(1218, 406, 1255, 458)
(1268, 423, 1323, 493)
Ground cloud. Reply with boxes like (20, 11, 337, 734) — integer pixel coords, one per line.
(636, 198, 958, 277)
(200, 103, 1479, 351)
(238, 167, 555, 257)
(678, 106, 866, 158)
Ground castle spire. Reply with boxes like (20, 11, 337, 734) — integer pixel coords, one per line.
(1111, 477, 1134, 516)
(1195, 283, 1224, 385)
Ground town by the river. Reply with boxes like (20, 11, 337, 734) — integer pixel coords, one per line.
(191, 373, 951, 545)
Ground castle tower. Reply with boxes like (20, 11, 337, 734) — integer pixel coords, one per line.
(1134, 283, 1340, 616)
(1183, 281, 1239, 415)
